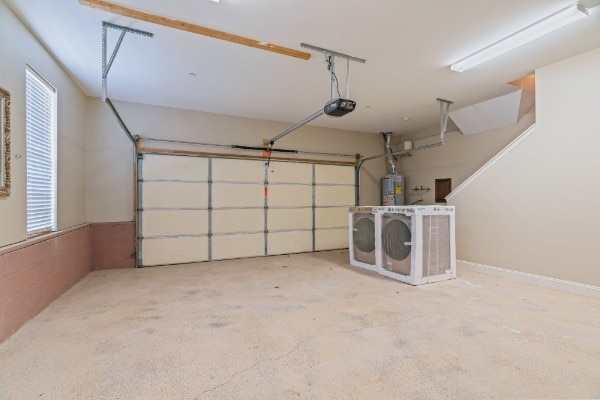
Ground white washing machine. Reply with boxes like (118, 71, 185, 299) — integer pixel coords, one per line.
(376, 206, 456, 285)
(379, 211, 414, 277)
(348, 207, 378, 271)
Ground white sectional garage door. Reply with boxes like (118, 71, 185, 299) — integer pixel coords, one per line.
(138, 153, 355, 267)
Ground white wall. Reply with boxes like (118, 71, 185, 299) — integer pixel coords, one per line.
(448, 47, 600, 286)
(86, 98, 387, 222)
(0, 1, 87, 247)
(396, 112, 535, 205)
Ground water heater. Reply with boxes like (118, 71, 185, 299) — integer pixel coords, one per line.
(382, 174, 404, 206)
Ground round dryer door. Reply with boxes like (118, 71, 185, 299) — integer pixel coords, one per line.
(381, 216, 412, 276)
(353, 216, 375, 253)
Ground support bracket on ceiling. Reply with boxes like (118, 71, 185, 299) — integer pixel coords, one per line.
(102, 21, 153, 101)
(101, 21, 153, 143)
(301, 43, 366, 100)
(300, 43, 367, 64)
(437, 98, 453, 144)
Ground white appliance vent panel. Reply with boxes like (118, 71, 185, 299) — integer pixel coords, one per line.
(422, 215, 451, 277)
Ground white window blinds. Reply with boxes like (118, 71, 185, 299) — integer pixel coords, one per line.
(26, 67, 57, 235)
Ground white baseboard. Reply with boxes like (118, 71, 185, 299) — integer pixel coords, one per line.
(458, 260, 600, 300)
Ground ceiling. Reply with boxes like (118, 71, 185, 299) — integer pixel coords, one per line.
(5, 0, 600, 135)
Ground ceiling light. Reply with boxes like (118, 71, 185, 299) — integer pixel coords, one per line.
(451, 3, 589, 72)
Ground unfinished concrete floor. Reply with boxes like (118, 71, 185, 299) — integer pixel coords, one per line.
(0, 251, 598, 399)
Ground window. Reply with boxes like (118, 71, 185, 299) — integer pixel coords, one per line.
(26, 67, 57, 235)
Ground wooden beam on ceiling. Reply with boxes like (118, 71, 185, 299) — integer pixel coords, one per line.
(79, 0, 312, 61)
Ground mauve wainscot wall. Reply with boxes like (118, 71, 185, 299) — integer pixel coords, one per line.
(0, 225, 92, 342)
(0, 221, 136, 343)
(90, 222, 136, 271)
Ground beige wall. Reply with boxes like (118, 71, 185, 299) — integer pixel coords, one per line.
(448, 47, 600, 286)
(395, 112, 535, 205)
(85, 98, 387, 222)
(0, 1, 87, 247)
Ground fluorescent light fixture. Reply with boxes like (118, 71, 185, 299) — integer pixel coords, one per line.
(451, 3, 589, 72)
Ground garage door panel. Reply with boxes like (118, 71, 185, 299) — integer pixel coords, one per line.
(212, 233, 264, 259)
(268, 208, 312, 230)
(268, 162, 312, 184)
(268, 231, 312, 255)
(315, 186, 354, 206)
(212, 209, 263, 233)
(316, 207, 348, 229)
(268, 185, 312, 207)
(212, 159, 264, 182)
(142, 182, 208, 208)
(212, 184, 264, 207)
(140, 155, 355, 266)
(315, 165, 354, 184)
(315, 228, 348, 251)
(142, 154, 208, 181)
(142, 210, 208, 236)
(142, 237, 208, 266)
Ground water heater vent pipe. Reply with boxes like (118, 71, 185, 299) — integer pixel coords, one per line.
(382, 132, 397, 175)
(355, 98, 452, 205)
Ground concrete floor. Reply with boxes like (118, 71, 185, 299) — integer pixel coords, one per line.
(0, 251, 598, 400)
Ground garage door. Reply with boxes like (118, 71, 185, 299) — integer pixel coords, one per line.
(137, 153, 355, 267)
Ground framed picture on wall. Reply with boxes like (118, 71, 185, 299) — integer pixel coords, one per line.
(0, 86, 11, 198)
